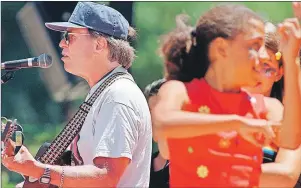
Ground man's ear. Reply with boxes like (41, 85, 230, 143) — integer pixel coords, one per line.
(94, 37, 108, 54)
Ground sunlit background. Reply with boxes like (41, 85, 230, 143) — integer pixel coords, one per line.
(1, 1, 295, 186)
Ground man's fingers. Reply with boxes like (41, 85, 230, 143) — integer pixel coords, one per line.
(6, 139, 16, 156)
(2, 154, 14, 169)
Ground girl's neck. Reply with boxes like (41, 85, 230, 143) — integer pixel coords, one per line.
(204, 66, 241, 93)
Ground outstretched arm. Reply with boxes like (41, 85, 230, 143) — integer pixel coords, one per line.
(152, 80, 276, 147)
(152, 80, 243, 139)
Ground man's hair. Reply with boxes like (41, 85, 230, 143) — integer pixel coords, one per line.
(89, 27, 137, 69)
(144, 79, 166, 100)
(159, 4, 263, 82)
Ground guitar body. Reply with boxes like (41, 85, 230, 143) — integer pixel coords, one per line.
(22, 142, 72, 188)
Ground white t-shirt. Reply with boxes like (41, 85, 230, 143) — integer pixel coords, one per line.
(71, 66, 152, 187)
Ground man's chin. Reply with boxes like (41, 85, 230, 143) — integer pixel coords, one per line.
(64, 66, 83, 78)
(63, 65, 75, 75)
(61, 56, 70, 62)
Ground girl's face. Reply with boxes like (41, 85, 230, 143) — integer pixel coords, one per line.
(222, 18, 266, 89)
(244, 48, 283, 96)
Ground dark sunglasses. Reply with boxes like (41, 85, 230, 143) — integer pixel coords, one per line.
(62, 31, 90, 45)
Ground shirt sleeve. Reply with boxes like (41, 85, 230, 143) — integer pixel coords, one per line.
(93, 101, 139, 160)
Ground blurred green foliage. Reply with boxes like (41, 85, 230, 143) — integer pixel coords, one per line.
(1, 1, 293, 186)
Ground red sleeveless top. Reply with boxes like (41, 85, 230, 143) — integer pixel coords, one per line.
(168, 78, 267, 188)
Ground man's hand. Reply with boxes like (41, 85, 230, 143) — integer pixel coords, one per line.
(2, 146, 37, 177)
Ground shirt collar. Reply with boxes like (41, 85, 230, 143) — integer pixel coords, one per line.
(86, 66, 129, 98)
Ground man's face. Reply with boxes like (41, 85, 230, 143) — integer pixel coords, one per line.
(59, 28, 95, 77)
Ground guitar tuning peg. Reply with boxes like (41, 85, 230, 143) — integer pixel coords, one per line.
(1, 117, 8, 127)
(12, 119, 18, 124)
(14, 131, 24, 155)
(15, 131, 23, 146)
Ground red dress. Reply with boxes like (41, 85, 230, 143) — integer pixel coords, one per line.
(168, 78, 267, 188)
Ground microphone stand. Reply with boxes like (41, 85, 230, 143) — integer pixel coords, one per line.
(1, 68, 19, 85)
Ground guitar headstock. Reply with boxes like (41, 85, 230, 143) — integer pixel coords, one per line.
(1, 117, 24, 156)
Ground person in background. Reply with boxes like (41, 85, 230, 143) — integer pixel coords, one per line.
(144, 79, 169, 188)
(244, 20, 301, 188)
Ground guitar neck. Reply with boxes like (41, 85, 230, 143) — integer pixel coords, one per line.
(37, 110, 86, 164)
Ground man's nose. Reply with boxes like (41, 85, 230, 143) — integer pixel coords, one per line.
(59, 39, 68, 49)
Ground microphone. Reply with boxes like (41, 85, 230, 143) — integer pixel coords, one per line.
(1, 54, 52, 70)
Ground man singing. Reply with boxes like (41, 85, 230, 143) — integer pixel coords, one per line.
(2, 2, 152, 187)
